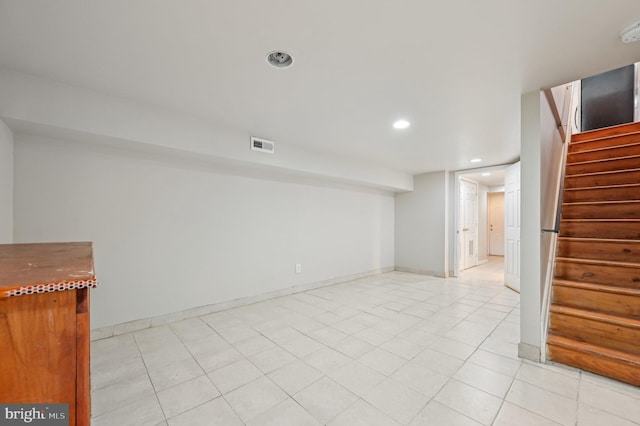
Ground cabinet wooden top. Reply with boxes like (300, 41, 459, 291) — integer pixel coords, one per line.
(0, 242, 96, 298)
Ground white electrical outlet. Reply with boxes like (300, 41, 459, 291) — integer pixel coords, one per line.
(295, 264, 302, 274)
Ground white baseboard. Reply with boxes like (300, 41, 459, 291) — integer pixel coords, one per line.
(518, 342, 541, 362)
(505, 282, 521, 294)
(394, 266, 445, 278)
(91, 266, 394, 341)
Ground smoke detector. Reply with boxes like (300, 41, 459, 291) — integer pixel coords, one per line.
(266, 51, 294, 68)
(620, 21, 640, 43)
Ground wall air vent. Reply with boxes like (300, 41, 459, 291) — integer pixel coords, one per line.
(250, 137, 275, 154)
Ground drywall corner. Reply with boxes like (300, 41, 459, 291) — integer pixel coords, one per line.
(395, 171, 448, 277)
(520, 90, 542, 351)
(0, 119, 13, 243)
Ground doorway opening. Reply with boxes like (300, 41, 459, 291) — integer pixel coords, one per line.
(453, 164, 513, 285)
(458, 255, 505, 282)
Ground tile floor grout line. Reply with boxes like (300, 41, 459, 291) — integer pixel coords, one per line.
(270, 375, 329, 425)
(381, 269, 517, 425)
(181, 307, 337, 425)
(506, 363, 578, 426)
(575, 371, 582, 426)
(132, 331, 169, 424)
(489, 373, 517, 426)
(423, 291, 521, 425)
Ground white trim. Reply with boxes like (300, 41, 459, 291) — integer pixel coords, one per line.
(635, 62, 639, 123)
(540, 81, 577, 363)
(505, 282, 520, 294)
(459, 177, 479, 272)
(394, 266, 447, 277)
(518, 342, 541, 362)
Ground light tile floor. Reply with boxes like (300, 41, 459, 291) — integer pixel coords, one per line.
(91, 257, 640, 425)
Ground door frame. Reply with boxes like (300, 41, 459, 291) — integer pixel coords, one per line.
(459, 177, 479, 271)
(452, 164, 510, 277)
(504, 161, 521, 292)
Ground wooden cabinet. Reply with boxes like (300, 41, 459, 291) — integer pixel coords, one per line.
(0, 242, 97, 426)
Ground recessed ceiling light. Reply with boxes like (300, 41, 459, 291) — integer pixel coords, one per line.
(470, 158, 482, 163)
(393, 120, 410, 129)
(481, 172, 491, 176)
(266, 50, 294, 68)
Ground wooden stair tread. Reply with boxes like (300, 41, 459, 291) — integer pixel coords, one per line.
(570, 129, 640, 145)
(547, 334, 640, 366)
(553, 279, 640, 296)
(572, 122, 640, 142)
(561, 218, 640, 223)
(567, 146, 640, 164)
(567, 141, 640, 155)
(550, 305, 640, 329)
(558, 236, 640, 243)
(571, 121, 640, 141)
(565, 157, 640, 177)
(555, 256, 640, 268)
(562, 199, 640, 206)
(566, 154, 640, 167)
(565, 168, 640, 178)
(563, 183, 640, 192)
(558, 220, 640, 239)
(571, 131, 640, 145)
(552, 280, 640, 319)
(570, 134, 640, 151)
(562, 185, 640, 203)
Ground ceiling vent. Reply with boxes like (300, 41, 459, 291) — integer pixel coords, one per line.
(250, 137, 275, 154)
(266, 51, 294, 68)
(620, 21, 640, 43)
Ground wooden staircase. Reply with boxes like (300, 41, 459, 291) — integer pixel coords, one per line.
(547, 121, 640, 386)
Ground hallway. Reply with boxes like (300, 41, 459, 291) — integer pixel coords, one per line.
(458, 256, 506, 284)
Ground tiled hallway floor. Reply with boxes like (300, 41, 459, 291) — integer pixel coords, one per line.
(91, 260, 640, 425)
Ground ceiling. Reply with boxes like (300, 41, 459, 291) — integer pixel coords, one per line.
(461, 169, 505, 187)
(0, 1, 639, 175)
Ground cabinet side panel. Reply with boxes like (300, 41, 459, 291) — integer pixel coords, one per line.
(76, 288, 90, 426)
(0, 290, 77, 423)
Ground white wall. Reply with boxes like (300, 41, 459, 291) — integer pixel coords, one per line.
(395, 171, 448, 277)
(0, 69, 412, 192)
(519, 91, 542, 360)
(13, 135, 395, 329)
(0, 119, 12, 243)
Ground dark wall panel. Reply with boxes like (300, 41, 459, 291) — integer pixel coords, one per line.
(581, 65, 635, 132)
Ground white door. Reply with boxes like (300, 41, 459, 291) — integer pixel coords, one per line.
(505, 162, 521, 291)
(459, 179, 478, 270)
(488, 192, 505, 256)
